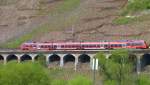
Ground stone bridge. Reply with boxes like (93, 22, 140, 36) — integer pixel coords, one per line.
(0, 49, 150, 74)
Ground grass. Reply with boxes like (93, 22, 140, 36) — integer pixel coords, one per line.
(114, 0, 150, 25)
(39, 0, 81, 15)
(113, 17, 137, 25)
(0, 0, 18, 5)
(54, 0, 81, 13)
(1, 0, 81, 48)
(122, 0, 150, 15)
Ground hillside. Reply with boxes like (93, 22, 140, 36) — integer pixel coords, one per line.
(0, 0, 150, 48)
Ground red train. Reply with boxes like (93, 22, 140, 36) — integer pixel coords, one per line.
(20, 40, 149, 51)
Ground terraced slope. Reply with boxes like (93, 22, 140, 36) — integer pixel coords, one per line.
(1, 0, 150, 48)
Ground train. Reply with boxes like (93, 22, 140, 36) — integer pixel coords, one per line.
(20, 40, 149, 51)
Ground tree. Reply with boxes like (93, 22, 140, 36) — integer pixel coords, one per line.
(0, 61, 51, 85)
(96, 49, 136, 85)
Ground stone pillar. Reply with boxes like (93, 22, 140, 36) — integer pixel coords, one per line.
(2, 54, 9, 64)
(44, 54, 52, 65)
(136, 54, 142, 75)
(105, 54, 111, 59)
(88, 54, 96, 69)
(15, 54, 23, 63)
(73, 54, 80, 71)
(59, 54, 65, 67)
(29, 54, 38, 62)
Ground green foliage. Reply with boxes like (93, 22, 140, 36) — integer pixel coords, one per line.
(104, 80, 118, 85)
(51, 79, 66, 85)
(36, 54, 47, 67)
(123, 0, 150, 15)
(52, 0, 81, 14)
(96, 49, 135, 85)
(0, 0, 18, 5)
(136, 74, 150, 85)
(68, 75, 92, 85)
(0, 62, 51, 85)
(113, 17, 137, 25)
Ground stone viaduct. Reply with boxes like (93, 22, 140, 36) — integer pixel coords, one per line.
(0, 49, 150, 74)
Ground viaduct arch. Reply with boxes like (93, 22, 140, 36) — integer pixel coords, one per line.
(0, 49, 149, 73)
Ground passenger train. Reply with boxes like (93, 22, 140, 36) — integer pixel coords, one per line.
(20, 40, 148, 51)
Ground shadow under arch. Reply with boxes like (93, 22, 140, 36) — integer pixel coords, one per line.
(21, 54, 32, 62)
(63, 54, 75, 64)
(141, 54, 150, 70)
(78, 54, 90, 63)
(0, 55, 4, 63)
(129, 54, 137, 63)
(34, 54, 46, 61)
(7, 54, 18, 62)
(49, 54, 60, 63)
(0, 55, 4, 60)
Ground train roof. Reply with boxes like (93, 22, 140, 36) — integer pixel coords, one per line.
(23, 40, 145, 44)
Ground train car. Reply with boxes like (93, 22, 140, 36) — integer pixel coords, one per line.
(20, 40, 148, 51)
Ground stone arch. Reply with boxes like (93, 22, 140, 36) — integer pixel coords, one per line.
(7, 54, 18, 62)
(63, 54, 75, 63)
(129, 54, 137, 63)
(78, 54, 90, 63)
(49, 54, 60, 63)
(129, 54, 137, 71)
(21, 54, 32, 62)
(34, 54, 45, 61)
(141, 54, 150, 70)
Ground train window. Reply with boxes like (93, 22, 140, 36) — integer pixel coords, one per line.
(33, 45, 36, 47)
(40, 45, 44, 48)
(53, 45, 57, 48)
(100, 44, 104, 47)
(115, 44, 118, 47)
(61, 45, 64, 48)
(104, 44, 108, 47)
(127, 43, 131, 46)
(118, 44, 122, 47)
(122, 44, 126, 47)
(69, 45, 72, 48)
(111, 44, 114, 47)
(25, 45, 29, 47)
(97, 45, 100, 47)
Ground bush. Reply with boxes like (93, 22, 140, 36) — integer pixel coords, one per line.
(68, 75, 92, 85)
(123, 0, 150, 15)
(0, 62, 51, 85)
(51, 79, 66, 85)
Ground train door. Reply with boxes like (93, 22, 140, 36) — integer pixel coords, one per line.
(53, 45, 57, 50)
(122, 44, 127, 48)
(37, 44, 41, 50)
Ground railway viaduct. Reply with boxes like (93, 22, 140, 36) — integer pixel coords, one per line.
(0, 49, 150, 74)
